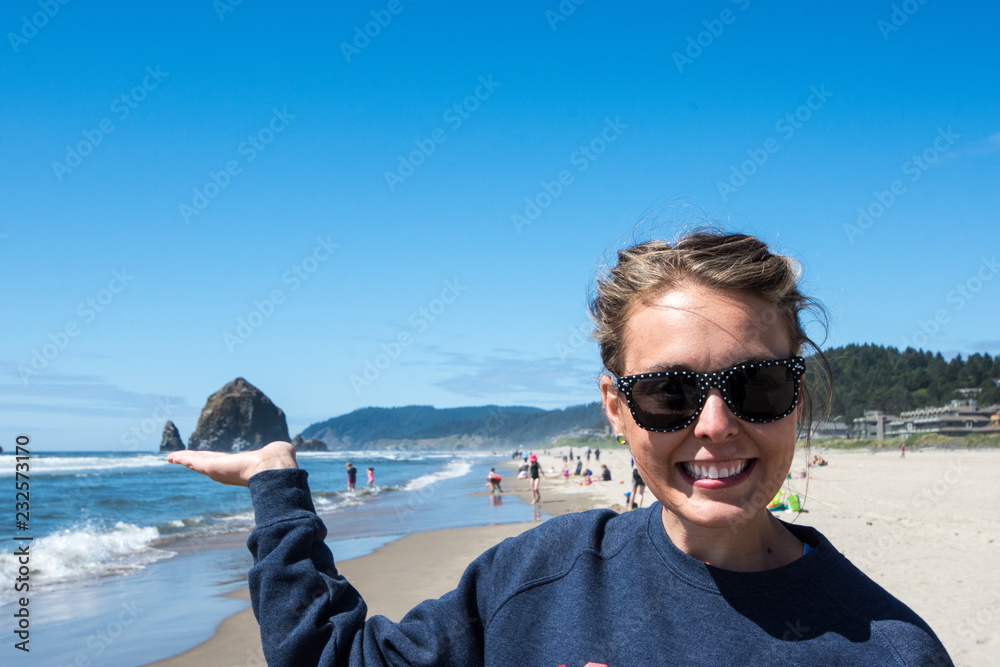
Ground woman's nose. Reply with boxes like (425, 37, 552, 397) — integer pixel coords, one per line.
(692, 389, 740, 440)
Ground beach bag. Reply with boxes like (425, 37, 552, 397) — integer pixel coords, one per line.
(787, 494, 801, 512)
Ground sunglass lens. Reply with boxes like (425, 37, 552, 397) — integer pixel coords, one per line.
(727, 364, 796, 421)
(630, 376, 702, 430)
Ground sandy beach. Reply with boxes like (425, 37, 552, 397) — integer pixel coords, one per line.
(146, 446, 999, 666)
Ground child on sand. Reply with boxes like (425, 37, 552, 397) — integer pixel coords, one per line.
(486, 468, 502, 493)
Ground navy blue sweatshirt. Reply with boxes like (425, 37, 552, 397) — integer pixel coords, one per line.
(246, 469, 952, 666)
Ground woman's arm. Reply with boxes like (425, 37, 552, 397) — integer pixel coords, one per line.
(169, 442, 490, 666)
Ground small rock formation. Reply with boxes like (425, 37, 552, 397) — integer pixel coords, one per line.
(160, 420, 185, 452)
(292, 434, 327, 452)
(187, 378, 290, 452)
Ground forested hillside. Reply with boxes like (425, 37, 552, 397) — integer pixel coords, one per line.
(300, 405, 543, 443)
(299, 403, 605, 449)
(812, 344, 1000, 422)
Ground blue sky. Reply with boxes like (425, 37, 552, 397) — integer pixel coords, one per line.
(2, 1, 998, 450)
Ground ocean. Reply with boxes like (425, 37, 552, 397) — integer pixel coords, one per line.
(0, 449, 540, 666)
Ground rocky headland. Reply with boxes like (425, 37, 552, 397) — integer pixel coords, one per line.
(186, 377, 292, 452)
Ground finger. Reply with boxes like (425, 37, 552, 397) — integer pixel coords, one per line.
(168, 451, 249, 486)
(168, 451, 228, 467)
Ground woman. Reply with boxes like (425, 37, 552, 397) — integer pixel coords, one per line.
(528, 453, 545, 504)
(169, 230, 952, 665)
(629, 463, 645, 510)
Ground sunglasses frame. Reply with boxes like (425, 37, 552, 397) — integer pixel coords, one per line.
(613, 356, 806, 433)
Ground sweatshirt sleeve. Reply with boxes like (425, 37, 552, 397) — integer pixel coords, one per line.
(246, 468, 488, 667)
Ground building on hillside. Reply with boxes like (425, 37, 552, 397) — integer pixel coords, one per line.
(885, 399, 999, 437)
(855, 388, 1000, 439)
(853, 410, 896, 440)
(802, 418, 852, 440)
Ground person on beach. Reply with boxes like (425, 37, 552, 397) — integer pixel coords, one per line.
(599, 464, 611, 481)
(486, 467, 502, 493)
(168, 229, 952, 665)
(901, 442, 906, 458)
(630, 464, 646, 509)
(366, 467, 375, 488)
(594, 447, 600, 461)
(528, 453, 546, 505)
(345, 462, 357, 491)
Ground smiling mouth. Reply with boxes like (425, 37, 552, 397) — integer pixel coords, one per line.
(679, 459, 754, 481)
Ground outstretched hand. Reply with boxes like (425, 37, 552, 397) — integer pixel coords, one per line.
(167, 441, 298, 486)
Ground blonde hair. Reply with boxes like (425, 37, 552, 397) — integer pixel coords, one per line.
(589, 230, 831, 431)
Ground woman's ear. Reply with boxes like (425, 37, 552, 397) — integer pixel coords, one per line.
(600, 375, 626, 436)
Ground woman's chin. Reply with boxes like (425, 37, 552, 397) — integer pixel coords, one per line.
(662, 495, 764, 531)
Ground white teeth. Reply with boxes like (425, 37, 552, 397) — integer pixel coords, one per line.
(683, 460, 749, 480)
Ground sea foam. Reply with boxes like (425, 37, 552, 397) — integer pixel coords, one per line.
(0, 454, 169, 476)
(0, 520, 173, 596)
(402, 460, 473, 491)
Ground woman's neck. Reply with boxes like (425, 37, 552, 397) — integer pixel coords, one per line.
(660, 507, 803, 572)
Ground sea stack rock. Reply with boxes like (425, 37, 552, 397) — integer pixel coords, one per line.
(160, 420, 185, 452)
(292, 434, 327, 452)
(187, 378, 290, 452)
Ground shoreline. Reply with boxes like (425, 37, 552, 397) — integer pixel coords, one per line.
(143, 521, 537, 667)
(146, 448, 998, 666)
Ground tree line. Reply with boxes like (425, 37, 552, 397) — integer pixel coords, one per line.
(810, 344, 1000, 423)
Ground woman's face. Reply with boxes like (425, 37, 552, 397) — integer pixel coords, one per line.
(600, 283, 801, 530)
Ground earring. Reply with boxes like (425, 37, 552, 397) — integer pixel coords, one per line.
(616, 433, 626, 444)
